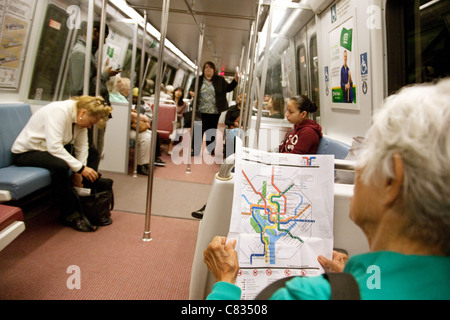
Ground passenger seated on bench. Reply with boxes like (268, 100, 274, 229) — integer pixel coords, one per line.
(11, 96, 112, 232)
(191, 94, 321, 219)
(223, 93, 246, 157)
(203, 79, 450, 300)
(267, 93, 285, 119)
(279, 95, 322, 154)
(130, 88, 166, 174)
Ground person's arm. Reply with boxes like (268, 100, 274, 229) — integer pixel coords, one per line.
(68, 52, 85, 96)
(225, 78, 238, 93)
(72, 127, 89, 165)
(72, 123, 99, 183)
(290, 127, 320, 155)
(45, 108, 84, 172)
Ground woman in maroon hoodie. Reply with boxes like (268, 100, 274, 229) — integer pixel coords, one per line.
(279, 95, 322, 154)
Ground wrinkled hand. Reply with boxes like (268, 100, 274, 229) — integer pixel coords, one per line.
(204, 236, 240, 284)
(81, 166, 98, 183)
(318, 250, 349, 273)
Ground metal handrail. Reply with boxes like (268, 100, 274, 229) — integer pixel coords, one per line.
(217, 154, 235, 180)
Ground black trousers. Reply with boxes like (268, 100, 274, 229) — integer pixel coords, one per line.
(12, 151, 76, 218)
(200, 113, 220, 154)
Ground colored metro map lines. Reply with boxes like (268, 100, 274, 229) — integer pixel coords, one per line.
(240, 166, 315, 266)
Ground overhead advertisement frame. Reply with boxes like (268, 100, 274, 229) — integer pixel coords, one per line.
(0, 0, 35, 90)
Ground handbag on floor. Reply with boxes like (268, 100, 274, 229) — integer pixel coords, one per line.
(74, 177, 114, 230)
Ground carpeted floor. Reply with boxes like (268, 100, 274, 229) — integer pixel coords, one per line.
(101, 151, 221, 219)
(0, 210, 199, 300)
(0, 146, 223, 300)
(102, 173, 212, 219)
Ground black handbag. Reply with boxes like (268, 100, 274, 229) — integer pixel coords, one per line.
(74, 177, 114, 231)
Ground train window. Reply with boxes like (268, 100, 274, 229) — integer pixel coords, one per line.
(309, 34, 320, 121)
(265, 62, 283, 95)
(296, 44, 308, 96)
(28, 3, 71, 101)
(387, 0, 450, 93)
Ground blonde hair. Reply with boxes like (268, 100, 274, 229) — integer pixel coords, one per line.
(73, 96, 112, 128)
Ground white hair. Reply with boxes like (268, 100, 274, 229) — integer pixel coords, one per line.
(357, 78, 450, 254)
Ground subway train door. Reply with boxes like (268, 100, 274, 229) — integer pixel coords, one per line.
(294, 18, 320, 124)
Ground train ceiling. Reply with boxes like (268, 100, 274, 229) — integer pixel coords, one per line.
(125, 0, 259, 75)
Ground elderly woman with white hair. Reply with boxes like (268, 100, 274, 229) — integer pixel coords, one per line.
(203, 79, 450, 300)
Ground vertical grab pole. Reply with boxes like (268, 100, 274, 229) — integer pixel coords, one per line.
(255, 1, 273, 148)
(186, 23, 204, 173)
(129, 21, 138, 176)
(83, 0, 94, 96)
(242, 0, 261, 144)
(92, 0, 108, 148)
(142, 0, 171, 241)
(95, 0, 107, 97)
(134, 11, 147, 178)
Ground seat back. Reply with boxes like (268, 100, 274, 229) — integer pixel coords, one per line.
(317, 136, 351, 160)
(151, 103, 177, 140)
(0, 104, 32, 169)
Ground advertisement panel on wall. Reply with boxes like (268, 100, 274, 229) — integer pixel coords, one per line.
(329, 17, 357, 106)
(0, 0, 34, 89)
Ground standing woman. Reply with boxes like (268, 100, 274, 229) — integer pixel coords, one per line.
(11, 96, 112, 232)
(189, 61, 238, 155)
(279, 95, 322, 154)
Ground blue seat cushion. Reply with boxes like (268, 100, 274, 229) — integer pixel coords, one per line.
(0, 104, 32, 168)
(0, 166, 51, 200)
(317, 136, 351, 160)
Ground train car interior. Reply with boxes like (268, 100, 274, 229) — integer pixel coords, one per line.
(0, 0, 448, 301)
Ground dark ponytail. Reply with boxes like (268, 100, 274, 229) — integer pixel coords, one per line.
(290, 95, 318, 114)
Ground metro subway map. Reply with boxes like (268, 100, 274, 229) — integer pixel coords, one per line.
(238, 165, 316, 268)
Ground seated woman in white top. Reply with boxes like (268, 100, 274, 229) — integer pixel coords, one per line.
(11, 96, 112, 232)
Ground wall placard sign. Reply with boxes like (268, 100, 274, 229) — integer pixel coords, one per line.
(0, 0, 34, 90)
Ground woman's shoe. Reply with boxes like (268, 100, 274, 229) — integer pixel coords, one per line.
(191, 204, 206, 219)
(61, 214, 91, 232)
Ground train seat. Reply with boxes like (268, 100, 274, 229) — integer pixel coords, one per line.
(0, 204, 25, 252)
(151, 103, 177, 141)
(317, 135, 351, 159)
(0, 103, 51, 202)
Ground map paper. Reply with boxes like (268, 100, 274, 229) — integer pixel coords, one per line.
(228, 139, 334, 299)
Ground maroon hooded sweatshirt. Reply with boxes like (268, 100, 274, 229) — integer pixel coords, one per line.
(279, 119, 322, 154)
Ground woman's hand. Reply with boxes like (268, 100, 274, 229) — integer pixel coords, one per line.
(81, 166, 98, 183)
(318, 250, 349, 273)
(204, 236, 240, 284)
(72, 173, 83, 188)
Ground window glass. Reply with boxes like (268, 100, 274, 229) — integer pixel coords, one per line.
(309, 34, 320, 120)
(28, 3, 71, 101)
(405, 0, 450, 83)
(297, 44, 308, 96)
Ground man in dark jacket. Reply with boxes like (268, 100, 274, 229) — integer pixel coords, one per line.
(189, 61, 238, 156)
